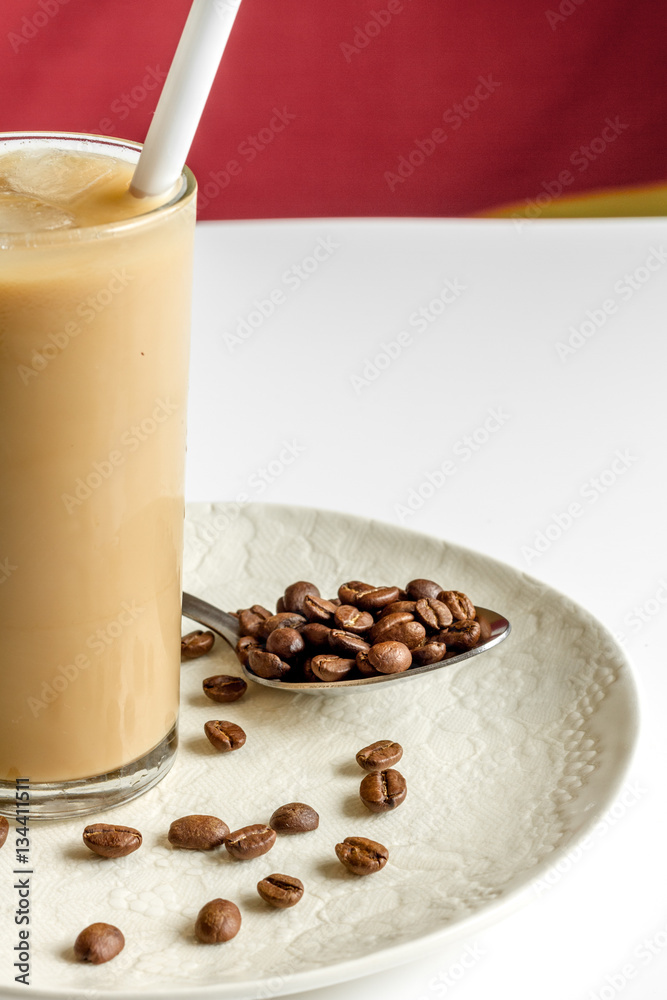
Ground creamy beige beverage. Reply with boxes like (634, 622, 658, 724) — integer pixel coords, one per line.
(0, 136, 196, 794)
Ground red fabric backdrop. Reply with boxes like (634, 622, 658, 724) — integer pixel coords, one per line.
(0, 0, 665, 220)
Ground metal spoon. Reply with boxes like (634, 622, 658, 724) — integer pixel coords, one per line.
(182, 592, 511, 694)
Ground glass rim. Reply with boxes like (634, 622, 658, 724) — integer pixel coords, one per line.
(0, 131, 196, 247)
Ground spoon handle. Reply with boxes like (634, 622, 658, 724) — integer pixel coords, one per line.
(182, 591, 239, 646)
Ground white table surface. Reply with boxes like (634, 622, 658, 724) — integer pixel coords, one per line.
(187, 217, 666, 1000)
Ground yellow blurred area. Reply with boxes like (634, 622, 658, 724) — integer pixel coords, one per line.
(479, 181, 667, 219)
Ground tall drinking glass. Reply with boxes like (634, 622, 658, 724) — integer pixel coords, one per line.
(0, 133, 196, 819)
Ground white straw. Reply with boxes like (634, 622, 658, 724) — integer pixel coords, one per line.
(130, 0, 243, 198)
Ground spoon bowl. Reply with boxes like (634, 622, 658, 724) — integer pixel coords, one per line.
(182, 592, 511, 693)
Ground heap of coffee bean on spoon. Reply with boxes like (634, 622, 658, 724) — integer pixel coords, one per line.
(182, 576, 511, 691)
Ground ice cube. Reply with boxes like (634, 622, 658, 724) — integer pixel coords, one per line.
(0, 148, 115, 206)
(0, 191, 74, 233)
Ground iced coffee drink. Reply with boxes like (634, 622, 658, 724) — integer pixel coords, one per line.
(0, 133, 196, 818)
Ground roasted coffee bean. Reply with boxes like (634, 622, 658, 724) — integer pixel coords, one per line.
(368, 641, 412, 674)
(359, 769, 407, 812)
(0, 817, 8, 849)
(312, 652, 356, 681)
(283, 580, 321, 615)
(415, 597, 453, 630)
(410, 642, 448, 666)
(356, 739, 403, 772)
(224, 824, 276, 860)
(238, 609, 267, 638)
(204, 720, 246, 752)
(311, 654, 355, 682)
(266, 627, 304, 659)
(247, 648, 291, 679)
(355, 586, 401, 612)
(337, 580, 375, 605)
(372, 619, 426, 650)
(250, 604, 272, 618)
(438, 590, 476, 621)
(378, 600, 416, 618)
(74, 923, 124, 964)
(269, 802, 319, 834)
(390, 621, 427, 650)
(299, 622, 332, 649)
(328, 629, 371, 656)
(303, 594, 338, 623)
(203, 674, 248, 703)
(406, 578, 443, 601)
(235, 635, 261, 666)
(302, 657, 317, 682)
(82, 823, 142, 858)
(329, 597, 342, 606)
(194, 898, 241, 943)
(369, 611, 415, 644)
(181, 630, 215, 660)
(437, 618, 481, 650)
(276, 596, 286, 613)
(237, 605, 272, 636)
(257, 874, 304, 908)
(335, 836, 388, 876)
(168, 815, 230, 850)
(260, 612, 306, 639)
(333, 605, 374, 634)
(355, 650, 379, 676)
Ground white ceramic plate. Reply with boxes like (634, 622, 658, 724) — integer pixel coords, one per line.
(0, 502, 639, 999)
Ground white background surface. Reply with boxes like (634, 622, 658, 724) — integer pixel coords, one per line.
(186, 218, 666, 1000)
